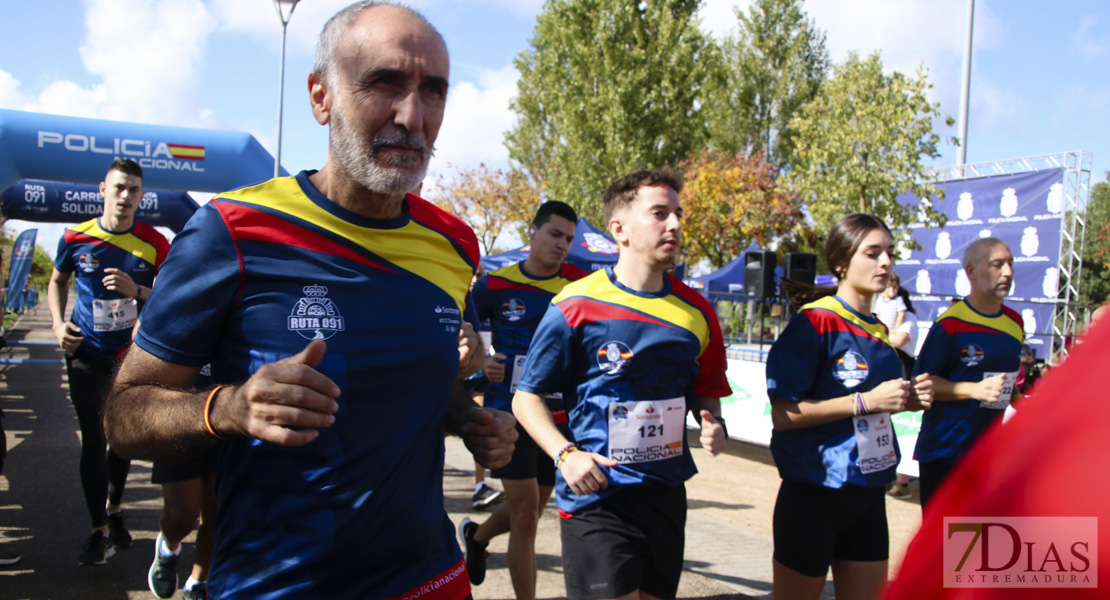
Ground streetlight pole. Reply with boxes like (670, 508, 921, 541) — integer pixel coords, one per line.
(956, 0, 974, 171)
(274, 0, 301, 178)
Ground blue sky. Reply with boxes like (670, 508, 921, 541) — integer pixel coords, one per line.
(2, 0, 1109, 257)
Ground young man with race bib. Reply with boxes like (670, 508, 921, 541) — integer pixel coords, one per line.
(513, 168, 729, 600)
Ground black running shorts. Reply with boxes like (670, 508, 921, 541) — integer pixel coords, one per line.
(773, 478, 889, 578)
(151, 446, 219, 485)
(560, 483, 686, 600)
(490, 424, 555, 486)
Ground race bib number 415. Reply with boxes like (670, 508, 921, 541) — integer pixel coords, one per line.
(607, 397, 685, 464)
(92, 298, 138, 332)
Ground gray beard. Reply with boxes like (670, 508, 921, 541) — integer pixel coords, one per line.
(330, 105, 431, 195)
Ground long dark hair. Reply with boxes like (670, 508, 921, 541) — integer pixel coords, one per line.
(782, 213, 893, 308)
(897, 284, 916, 315)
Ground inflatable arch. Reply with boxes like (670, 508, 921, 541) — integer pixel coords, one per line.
(0, 109, 285, 232)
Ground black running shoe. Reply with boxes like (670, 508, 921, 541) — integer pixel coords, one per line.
(107, 512, 133, 549)
(78, 531, 115, 566)
(148, 533, 179, 598)
(182, 582, 208, 600)
(457, 517, 489, 585)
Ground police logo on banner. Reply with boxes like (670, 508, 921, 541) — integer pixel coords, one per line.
(288, 284, 345, 340)
(960, 344, 985, 366)
(1043, 267, 1059, 298)
(501, 298, 526, 322)
(833, 351, 869, 388)
(916, 269, 932, 294)
(898, 239, 913, 260)
(958, 192, 974, 220)
(936, 232, 952, 259)
(1023, 310, 1037, 336)
(597, 341, 633, 375)
(1047, 182, 1064, 215)
(1000, 188, 1019, 217)
(956, 269, 971, 297)
(1021, 227, 1039, 257)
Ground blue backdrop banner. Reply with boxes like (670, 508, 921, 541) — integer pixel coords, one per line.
(5, 228, 37, 310)
(895, 168, 1065, 358)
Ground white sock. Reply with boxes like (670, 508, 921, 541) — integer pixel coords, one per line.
(106, 508, 122, 516)
(474, 482, 485, 493)
(184, 576, 203, 591)
(159, 536, 181, 558)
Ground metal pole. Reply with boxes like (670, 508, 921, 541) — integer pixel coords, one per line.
(274, 0, 300, 178)
(956, 0, 975, 169)
(276, 21, 288, 178)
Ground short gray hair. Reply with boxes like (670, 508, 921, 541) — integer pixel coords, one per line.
(313, 1, 445, 85)
(963, 237, 1008, 269)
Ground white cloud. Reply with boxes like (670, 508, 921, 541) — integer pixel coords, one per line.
(1073, 15, 1107, 61)
(0, 71, 27, 108)
(429, 65, 519, 176)
(698, 0, 749, 40)
(968, 75, 1025, 132)
(9, 0, 219, 128)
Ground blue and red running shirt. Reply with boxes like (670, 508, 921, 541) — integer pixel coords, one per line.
(517, 267, 730, 515)
(134, 171, 477, 600)
(471, 261, 587, 413)
(54, 217, 169, 363)
(767, 295, 903, 488)
(913, 299, 1024, 465)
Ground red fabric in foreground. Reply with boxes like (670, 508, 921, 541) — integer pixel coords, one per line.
(885, 317, 1110, 599)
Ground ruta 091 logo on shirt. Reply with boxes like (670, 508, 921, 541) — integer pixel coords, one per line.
(501, 298, 526, 321)
(288, 284, 346, 341)
(960, 344, 985, 366)
(832, 351, 869, 388)
(77, 253, 99, 273)
(596, 341, 633, 375)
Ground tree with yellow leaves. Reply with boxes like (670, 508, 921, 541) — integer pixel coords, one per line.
(428, 164, 540, 255)
(678, 149, 809, 270)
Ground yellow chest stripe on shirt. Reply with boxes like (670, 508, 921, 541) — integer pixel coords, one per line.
(557, 272, 711, 353)
(224, 178, 471, 311)
(70, 221, 160, 265)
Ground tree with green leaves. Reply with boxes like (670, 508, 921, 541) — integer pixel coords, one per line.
(784, 51, 953, 234)
(505, 0, 713, 225)
(677, 149, 809, 269)
(1079, 172, 1110, 308)
(429, 164, 539, 255)
(704, 0, 829, 170)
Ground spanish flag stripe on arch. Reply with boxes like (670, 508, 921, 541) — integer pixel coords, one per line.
(167, 144, 205, 160)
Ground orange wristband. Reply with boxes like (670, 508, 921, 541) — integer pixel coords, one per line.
(203, 385, 228, 440)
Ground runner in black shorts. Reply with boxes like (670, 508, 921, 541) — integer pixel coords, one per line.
(459, 202, 584, 599)
(513, 170, 730, 600)
(768, 214, 932, 600)
(560, 483, 686, 599)
(146, 448, 218, 600)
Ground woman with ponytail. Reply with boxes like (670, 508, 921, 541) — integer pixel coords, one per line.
(767, 214, 933, 600)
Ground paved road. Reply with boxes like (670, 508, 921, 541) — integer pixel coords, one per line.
(0, 305, 849, 599)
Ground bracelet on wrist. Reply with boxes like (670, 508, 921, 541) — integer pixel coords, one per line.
(554, 443, 578, 469)
(203, 385, 229, 440)
(853, 391, 869, 417)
